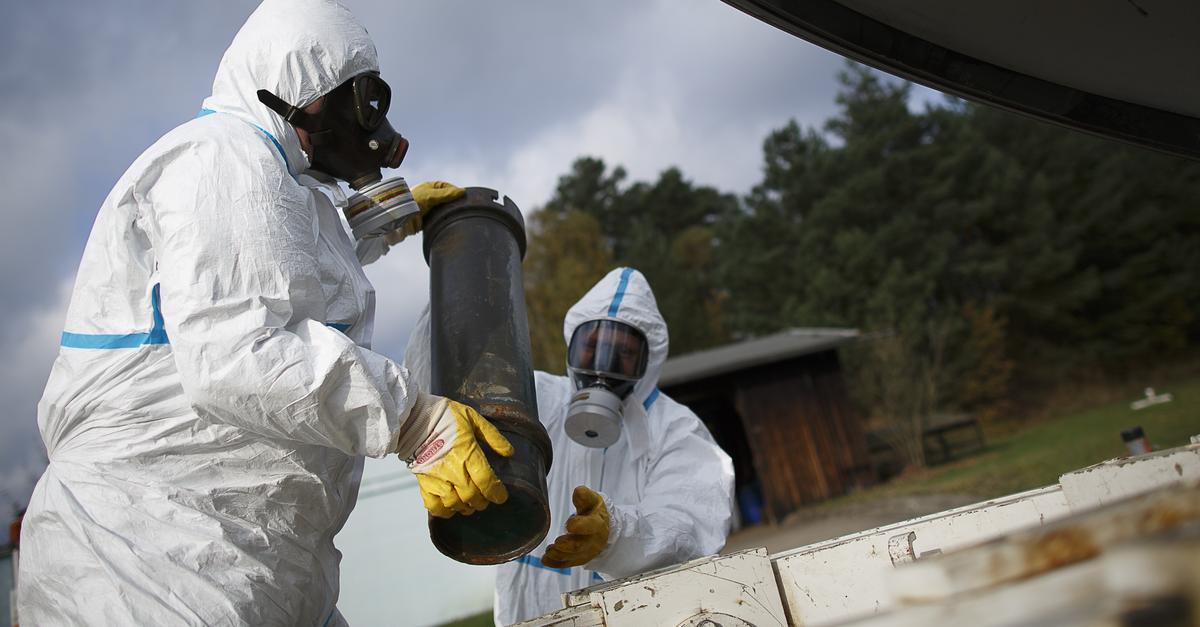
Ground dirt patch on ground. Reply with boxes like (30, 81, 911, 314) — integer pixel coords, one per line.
(723, 493, 981, 555)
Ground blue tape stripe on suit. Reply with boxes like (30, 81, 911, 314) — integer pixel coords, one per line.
(517, 554, 571, 576)
(61, 283, 170, 348)
(606, 267, 635, 317)
(197, 108, 291, 172)
(643, 387, 660, 410)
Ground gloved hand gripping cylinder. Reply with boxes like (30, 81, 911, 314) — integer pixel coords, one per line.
(421, 187, 553, 565)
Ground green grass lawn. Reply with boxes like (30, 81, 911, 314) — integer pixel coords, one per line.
(836, 373, 1200, 506)
(439, 612, 493, 627)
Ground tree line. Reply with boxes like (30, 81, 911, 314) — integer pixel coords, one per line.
(522, 64, 1200, 465)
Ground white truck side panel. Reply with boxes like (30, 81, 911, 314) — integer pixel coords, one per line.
(517, 549, 788, 627)
(1060, 445, 1200, 509)
(770, 485, 1069, 625)
(514, 441, 1200, 627)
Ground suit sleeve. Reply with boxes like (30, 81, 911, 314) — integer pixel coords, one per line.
(587, 411, 736, 578)
(144, 136, 419, 457)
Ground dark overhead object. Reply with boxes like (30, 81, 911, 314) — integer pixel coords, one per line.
(722, 0, 1200, 160)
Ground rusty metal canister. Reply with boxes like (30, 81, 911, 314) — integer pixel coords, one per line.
(421, 187, 552, 565)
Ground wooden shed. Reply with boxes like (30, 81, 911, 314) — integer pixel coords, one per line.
(659, 328, 873, 525)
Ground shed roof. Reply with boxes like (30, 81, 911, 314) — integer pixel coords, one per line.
(659, 328, 859, 388)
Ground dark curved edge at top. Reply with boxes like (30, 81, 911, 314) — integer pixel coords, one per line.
(421, 186, 527, 263)
(722, 0, 1200, 161)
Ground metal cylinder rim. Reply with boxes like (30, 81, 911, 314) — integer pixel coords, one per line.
(427, 474, 551, 565)
(421, 186, 527, 263)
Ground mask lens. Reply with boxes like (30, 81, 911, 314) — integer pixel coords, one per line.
(353, 73, 391, 130)
(567, 320, 649, 380)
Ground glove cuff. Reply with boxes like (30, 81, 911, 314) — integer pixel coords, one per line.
(395, 392, 447, 462)
(595, 491, 619, 556)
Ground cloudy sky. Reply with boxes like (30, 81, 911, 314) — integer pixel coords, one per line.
(0, 0, 917, 509)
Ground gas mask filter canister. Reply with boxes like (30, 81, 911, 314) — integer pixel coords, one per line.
(564, 386, 624, 449)
(343, 176, 419, 241)
(563, 319, 649, 448)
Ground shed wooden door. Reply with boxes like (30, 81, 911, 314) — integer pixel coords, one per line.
(733, 351, 869, 522)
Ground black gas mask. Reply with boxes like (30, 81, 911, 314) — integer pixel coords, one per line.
(258, 72, 420, 241)
(257, 71, 406, 188)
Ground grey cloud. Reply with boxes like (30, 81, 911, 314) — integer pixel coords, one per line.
(2, 1, 258, 307)
(346, 0, 640, 163)
(346, 0, 844, 193)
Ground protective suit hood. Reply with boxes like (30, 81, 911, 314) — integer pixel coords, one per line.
(201, 0, 380, 175)
(563, 267, 669, 423)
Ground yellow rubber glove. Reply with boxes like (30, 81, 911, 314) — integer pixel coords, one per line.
(386, 181, 466, 244)
(398, 392, 515, 518)
(542, 486, 610, 568)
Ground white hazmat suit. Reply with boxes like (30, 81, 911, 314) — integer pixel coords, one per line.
(497, 268, 735, 624)
(21, 2, 424, 625)
(406, 268, 736, 625)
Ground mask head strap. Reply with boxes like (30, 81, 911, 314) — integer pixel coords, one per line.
(256, 89, 317, 130)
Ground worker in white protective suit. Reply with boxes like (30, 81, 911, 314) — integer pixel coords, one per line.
(403, 267, 736, 626)
(19, 1, 513, 625)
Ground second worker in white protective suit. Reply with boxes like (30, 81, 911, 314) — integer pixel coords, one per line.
(406, 268, 736, 625)
(19, 2, 513, 625)
(495, 267, 735, 624)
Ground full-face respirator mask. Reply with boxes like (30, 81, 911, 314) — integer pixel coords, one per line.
(257, 72, 419, 241)
(564, 319, 650, 448)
